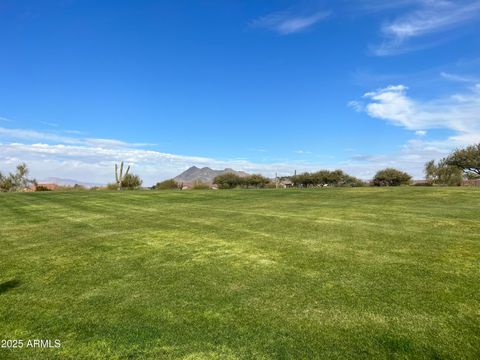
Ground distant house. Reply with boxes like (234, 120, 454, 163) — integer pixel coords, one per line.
(280, 180, 294, 188)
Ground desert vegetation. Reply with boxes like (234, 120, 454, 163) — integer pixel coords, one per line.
(0, 163, 36, 192)
(213, 173, 271, 189)
(107, 162, 143, 190)
(154, 179, 180, 190)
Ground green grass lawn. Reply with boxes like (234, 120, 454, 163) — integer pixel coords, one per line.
(0, 188, 479, 359)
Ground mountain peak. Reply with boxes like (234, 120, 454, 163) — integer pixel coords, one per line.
(174, 166, 249, 184)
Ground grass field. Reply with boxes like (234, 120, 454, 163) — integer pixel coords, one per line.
(0, 188, 479, 359)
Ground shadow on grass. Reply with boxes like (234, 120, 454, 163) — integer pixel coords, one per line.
(0, 279, 20, 295)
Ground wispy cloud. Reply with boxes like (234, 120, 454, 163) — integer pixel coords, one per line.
(350, 0, 421, 13)
(250, 10, 330, 35)
(373, 1, 480, 55)
(39, 120, 59, 127)
(0, 116, 14, 122)
(0, 127, 155, 148)
(440, 71, 479, 83)
(0, 127, 80, 144)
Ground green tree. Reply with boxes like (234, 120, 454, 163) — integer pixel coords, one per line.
(245, 174, 270, 188)
(213, 173, 243, 189)
(338, 173, 365, 187)
(155, 179, 179, 190)
(121, 173, 142, 190)
(373, 168, 412, 186)
(424, 159, 463, 186)
(445, 143, 480, 177)
(425, 160, 437, 182)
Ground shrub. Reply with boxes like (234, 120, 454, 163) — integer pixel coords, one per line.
(373, 168, 412, 186)
(106, 183, 119, 190)
(191, 181, 210, 190)
(0, 163, 36, 192)
(155, 179, 179, 190)
(245, 174, 271, 188)
(35, 185, 52, 191)
(213, 173, 243, 189)
(121, 173, 142, 190)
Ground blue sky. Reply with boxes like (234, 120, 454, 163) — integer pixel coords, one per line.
(1, 0, 479, 184)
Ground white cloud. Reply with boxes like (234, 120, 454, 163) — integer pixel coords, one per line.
(358, 84, 480, 140)
(0, 141, 331, 186)
(348, 83, 480, 178)
(250, 10, 330, 35)
(341, 138, 455, 179)
(374, 1, 480, 55)
(0, 116, 13, 122)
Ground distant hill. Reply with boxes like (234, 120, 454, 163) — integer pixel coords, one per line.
(39, 177, 103, 188)
(174, 166, 249, 185)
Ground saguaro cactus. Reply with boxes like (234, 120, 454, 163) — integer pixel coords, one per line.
(114, 161, 130, 190)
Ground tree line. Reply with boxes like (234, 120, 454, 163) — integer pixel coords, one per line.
(213, 173, 271, 189)
(290, 170, 365, 187)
